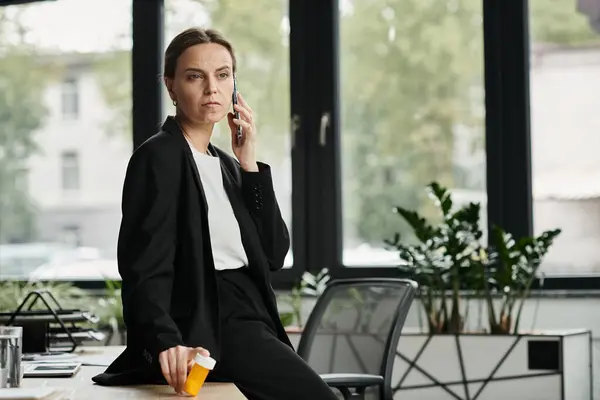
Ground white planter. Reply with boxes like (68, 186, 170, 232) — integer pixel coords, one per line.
(285, 327, 592, 400)
(394, 329, 592, 400)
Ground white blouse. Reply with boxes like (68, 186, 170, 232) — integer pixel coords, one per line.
(186, 141, 248, 271)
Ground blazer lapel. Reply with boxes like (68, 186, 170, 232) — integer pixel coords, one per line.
(162, 116, 208, 213)
(186, 150, 209, 213)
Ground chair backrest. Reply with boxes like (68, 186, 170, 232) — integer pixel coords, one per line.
(296, 278, 418, 399)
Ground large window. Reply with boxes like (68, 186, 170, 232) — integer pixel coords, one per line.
(0, 0, 132, 279)
(165, 0, 293, 267)
(530, 0, 600, 274)
(339, 0, 486, 266)
(2, 0, 598, 289)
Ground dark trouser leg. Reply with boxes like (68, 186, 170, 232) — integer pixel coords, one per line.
(218, 319, 338, 400)
(212, 268, 338, 400)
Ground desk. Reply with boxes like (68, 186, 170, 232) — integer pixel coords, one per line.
(19, 347, 247, 399)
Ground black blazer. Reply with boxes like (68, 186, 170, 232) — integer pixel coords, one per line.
(92, 116, 292, 386)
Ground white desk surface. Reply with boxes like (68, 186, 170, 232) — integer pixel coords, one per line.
(18, 346, 246, 400)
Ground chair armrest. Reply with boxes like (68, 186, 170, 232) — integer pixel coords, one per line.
(321, 373, 384, 387)
(320, 373, 384, 400)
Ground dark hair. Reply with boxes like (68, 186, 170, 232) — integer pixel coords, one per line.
(163, 27, 237, 78)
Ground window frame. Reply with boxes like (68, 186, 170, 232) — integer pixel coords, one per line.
(60, 77, 80, 120)
(60, 150, 80, 191)
(299, 0, 600, 292)
(4, 0, 598, 291)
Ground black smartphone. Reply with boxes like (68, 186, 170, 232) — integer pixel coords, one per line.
(232, 75, 243, 146)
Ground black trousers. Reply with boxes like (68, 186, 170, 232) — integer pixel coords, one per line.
(209, 267, 338, 400)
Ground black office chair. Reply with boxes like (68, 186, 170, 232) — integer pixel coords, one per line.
(296, 278, 418, 400)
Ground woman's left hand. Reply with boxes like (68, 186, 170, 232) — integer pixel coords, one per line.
(228, 92, 258, 172)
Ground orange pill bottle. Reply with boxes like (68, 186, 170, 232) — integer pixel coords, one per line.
(184, 353, 217, 396)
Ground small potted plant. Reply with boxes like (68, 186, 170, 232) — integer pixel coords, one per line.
(278, 268, 330, 333)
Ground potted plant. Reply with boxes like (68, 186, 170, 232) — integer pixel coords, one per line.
(385, 182, 562, 335)
(383, 182, 591, 400)
(278, 268, 330, 333)
(384, 182, 484, 333)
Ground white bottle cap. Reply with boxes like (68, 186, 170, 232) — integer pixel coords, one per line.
(193, 353, 216, 370)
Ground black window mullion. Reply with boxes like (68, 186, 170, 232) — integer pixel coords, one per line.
(304, 0, 342, 276)
(483, 0, 533, 241)
(272, 0, 311, 288)
(132, 0, 164, 150)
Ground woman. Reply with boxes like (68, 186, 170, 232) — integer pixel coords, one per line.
(92, 28, 338, 400)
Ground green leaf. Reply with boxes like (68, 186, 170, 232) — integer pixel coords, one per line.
(279, 312, 294, 327)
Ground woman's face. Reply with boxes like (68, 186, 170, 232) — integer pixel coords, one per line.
(165, 43, 234, 125)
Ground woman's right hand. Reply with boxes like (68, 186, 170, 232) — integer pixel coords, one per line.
(158, 345, 210, 394)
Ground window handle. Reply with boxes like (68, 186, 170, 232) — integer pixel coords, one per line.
(319, 112, 330, 147)
(291, 114, 300, 149)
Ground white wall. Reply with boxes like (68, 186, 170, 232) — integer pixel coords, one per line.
(531, 46, 600, 179)
(530, 46, 600, 274)
(536, 199, 600, 272)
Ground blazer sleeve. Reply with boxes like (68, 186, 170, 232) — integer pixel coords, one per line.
(117, 144, 184, 359)
(240, 162, 290, 271)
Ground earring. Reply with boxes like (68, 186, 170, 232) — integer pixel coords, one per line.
(173, 100, 177, 106)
